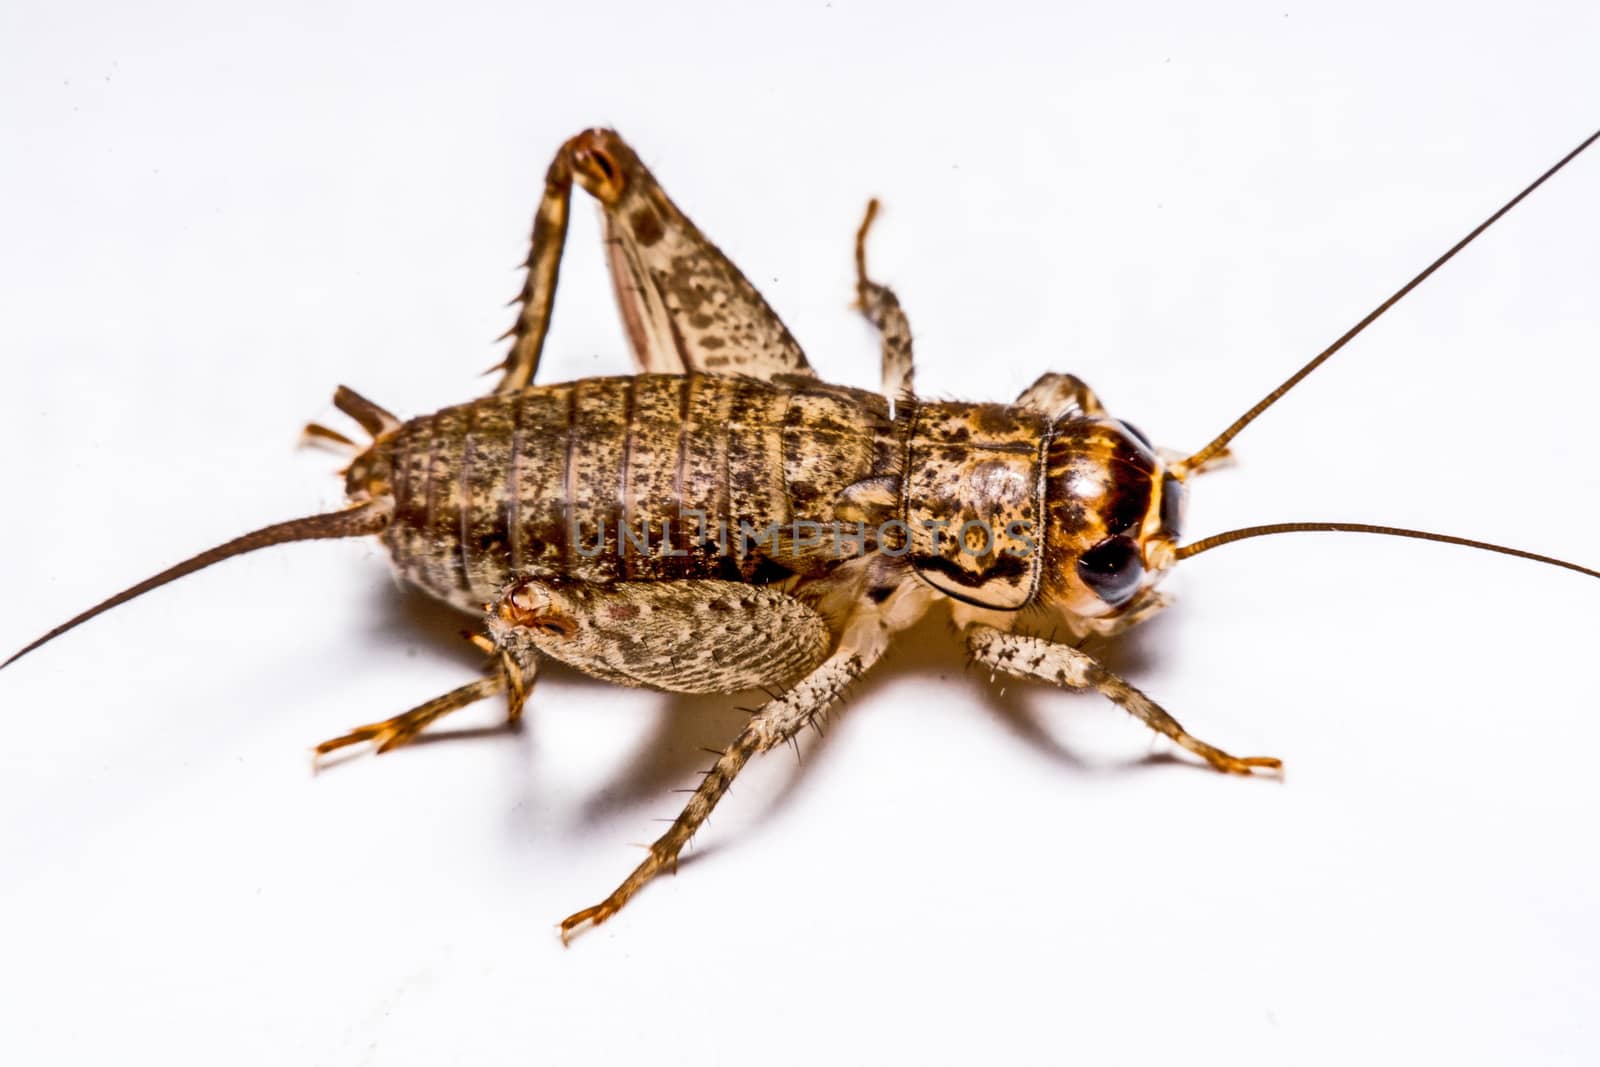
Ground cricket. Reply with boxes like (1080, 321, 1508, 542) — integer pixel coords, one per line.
(6, 126, 1597, 942)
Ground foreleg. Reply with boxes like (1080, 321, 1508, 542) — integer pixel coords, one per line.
(965, 624, 1280, 777)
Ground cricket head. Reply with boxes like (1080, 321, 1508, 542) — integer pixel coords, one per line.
(1032, 128, 1600, 617)
(1039, 415, 1185, 618)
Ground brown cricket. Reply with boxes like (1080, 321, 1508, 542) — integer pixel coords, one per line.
(6, 127, 1598, 941)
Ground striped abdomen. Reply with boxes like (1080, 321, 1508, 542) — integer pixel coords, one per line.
(365, 374, 901, 612)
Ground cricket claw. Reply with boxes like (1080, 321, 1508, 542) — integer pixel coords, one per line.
(559, 901, 618, 945)
(559, 842, 681, 943)
(311, 719, 419, 768)
(1216, 753, 1283, 779)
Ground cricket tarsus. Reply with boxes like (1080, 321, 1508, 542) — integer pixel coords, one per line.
(1177, 522, 1600, 579)
(1178, 126, 1600, 475)
(1, 501, 391, 670)
(312, 671, 513, 766)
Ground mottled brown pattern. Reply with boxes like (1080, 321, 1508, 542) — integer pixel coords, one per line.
(361, 368, 1187, 624)
(508, 382, 575, 576)
(902, 400, 1053, 609)
(458, 395, 515, 588)
(488, 577, 832, 693)
(11, 126, 1591, 943)
(493, 128, 813, 391)
(422, 404, 470, 598)
(362, 375, 907, 612)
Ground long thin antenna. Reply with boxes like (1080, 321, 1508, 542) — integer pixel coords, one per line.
(2, 500, 392, 670)
(1177, 127, 1600, 476)
(1176, 522, 1598, 579)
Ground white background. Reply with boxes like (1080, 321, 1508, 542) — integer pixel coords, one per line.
(2, 2, 1597, 1064)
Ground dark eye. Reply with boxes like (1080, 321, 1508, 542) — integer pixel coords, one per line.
(1076, 535, 1144, 606)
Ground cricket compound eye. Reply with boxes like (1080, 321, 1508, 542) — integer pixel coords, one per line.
(1076, 535, 1144, 607)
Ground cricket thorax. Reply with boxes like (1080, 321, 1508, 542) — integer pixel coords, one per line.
(900, 399, 1053, 610)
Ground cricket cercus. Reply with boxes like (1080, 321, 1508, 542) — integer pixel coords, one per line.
(6, 127, 1598, 942)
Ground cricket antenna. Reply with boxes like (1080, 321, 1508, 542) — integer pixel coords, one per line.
(1, 500, 392, 671)
(1174, 126, 1600, 478)
(1176, 522, 1599, 580)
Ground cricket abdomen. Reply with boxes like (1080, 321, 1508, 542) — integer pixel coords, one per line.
(361, 374, 902, 612)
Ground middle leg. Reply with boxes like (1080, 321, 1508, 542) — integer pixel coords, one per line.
(853, 199, 916, 403)
(313, 648, 536, 764)
(557, 641, 876, 941)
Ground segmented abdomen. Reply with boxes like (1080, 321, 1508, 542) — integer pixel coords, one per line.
(373, 374, 899, 612)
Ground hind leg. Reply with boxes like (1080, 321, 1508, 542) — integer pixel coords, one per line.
(312, 650, 535, 766)
(495, 129, 814, 393)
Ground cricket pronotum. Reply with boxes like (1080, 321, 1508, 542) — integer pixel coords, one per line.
(5, 126, 1597, 941)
